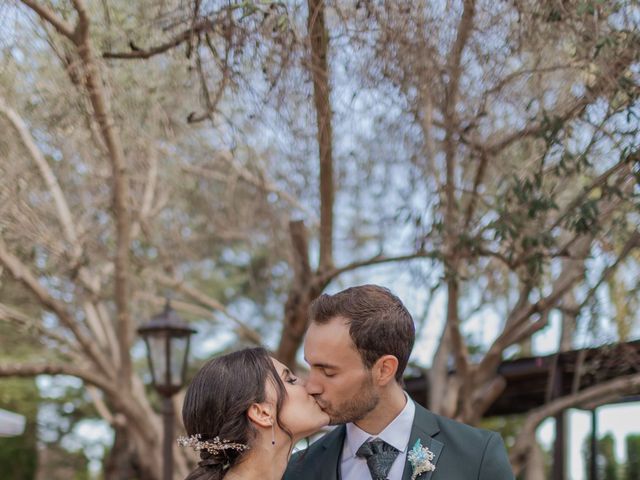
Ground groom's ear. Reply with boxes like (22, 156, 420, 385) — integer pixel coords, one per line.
(247, 402, 274, 428)
(373, 355, 399, 386)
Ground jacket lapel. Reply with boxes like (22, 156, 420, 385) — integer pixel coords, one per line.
(316, 425, 346, 480)
(401, 402, 444, 480)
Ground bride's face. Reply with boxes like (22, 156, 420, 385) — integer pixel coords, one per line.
(269, 358, 329, 440)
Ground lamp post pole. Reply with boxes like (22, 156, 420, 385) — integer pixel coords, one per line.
(163, 396, 175, 480)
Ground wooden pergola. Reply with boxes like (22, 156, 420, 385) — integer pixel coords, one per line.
(404, 340, 640, 480)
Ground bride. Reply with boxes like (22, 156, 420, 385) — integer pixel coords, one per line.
(179, 347, 329, 480)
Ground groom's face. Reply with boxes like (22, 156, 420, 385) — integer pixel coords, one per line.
(304, 317, 379, 425)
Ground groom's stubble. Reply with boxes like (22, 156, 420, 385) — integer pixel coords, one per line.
(316, 371, 379, 425)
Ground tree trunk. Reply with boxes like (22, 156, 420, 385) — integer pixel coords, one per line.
(104, 426, 155, 480)
(307, 0, 334, 274)
(276, 221, 325, 366)
(524, 441, 547, 480)
(560, 289, 578, 352)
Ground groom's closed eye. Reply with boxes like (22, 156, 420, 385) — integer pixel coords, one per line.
(312, 365, 337, 377)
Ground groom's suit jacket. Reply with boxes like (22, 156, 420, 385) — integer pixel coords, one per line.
(283, 401, 514, 480)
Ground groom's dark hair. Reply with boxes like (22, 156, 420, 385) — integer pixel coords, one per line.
(309, 285, 415, 381)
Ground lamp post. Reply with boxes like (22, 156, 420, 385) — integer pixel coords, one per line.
(138, 300, 196, 480)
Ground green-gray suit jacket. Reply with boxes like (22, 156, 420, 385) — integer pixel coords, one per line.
(283, 401, 514, 480)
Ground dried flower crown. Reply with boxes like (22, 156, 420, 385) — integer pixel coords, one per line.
(177, 434, 249, 454)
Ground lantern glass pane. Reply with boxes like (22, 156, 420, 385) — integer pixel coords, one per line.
(148, 335, 168, 388)
(170, 336, 188, 387)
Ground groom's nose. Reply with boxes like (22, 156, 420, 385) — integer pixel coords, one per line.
(305, 371, 323, 395)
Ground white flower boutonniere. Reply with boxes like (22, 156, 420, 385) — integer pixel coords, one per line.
(408, 438, 436, 480)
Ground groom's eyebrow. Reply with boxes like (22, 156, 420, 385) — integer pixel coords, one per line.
(305, 358, 338, 370)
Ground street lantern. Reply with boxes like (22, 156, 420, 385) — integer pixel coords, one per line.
(138, 300, 196, 397)
(138, 300, 196, 480)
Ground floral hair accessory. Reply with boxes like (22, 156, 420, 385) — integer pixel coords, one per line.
(408, 438, 436, 479)
(177, 434, 249, 454)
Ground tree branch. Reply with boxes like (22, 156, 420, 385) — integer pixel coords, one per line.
(0, 362, 116, 395)
(0, 97, 82, 260)
(479, 45, 638, 156)
(477, 236, 591, 382)
(550, 151, 638, 232)
(289, 220, 312, 287)
(187, 38, 232, 123)
(151, 272, 262, 345)
(470, 375, 507, 421)
(181, 160, 317, 222)
(86, 385, 120, 427)
(0, 302, 78, 351)
(130, 145, 158, 240)
(82, 301, 111, 354)
(575, 230, 640, 314)
(103, 19, 214, 59)
(0, 95, 103, 292)
(0, 238, 115, 378)
(484, 64, 585, 99)
(429, 323, 452, 415)
(462, 152, 488, 229)
(136, 291, 250, 332)
(0, 361, 157, 450)
(19, 0, 75, 39)
(510, 373, 640, 474)
(317, 249, 441, 287)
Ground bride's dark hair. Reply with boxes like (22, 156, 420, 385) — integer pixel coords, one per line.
(181, 347, 289, 480)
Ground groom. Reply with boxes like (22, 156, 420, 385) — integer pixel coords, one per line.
(283, 285, 514, 480)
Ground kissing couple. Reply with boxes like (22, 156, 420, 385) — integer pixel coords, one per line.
(179, 285, 514, 480)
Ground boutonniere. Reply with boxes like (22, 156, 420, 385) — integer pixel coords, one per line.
(408, 438, 436, 480)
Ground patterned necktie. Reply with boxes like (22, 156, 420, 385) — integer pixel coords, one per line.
(355, 438, 400, 480)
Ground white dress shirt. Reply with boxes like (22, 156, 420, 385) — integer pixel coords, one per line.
(340, 393, 415, 480)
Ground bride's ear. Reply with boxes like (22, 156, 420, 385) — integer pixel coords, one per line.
(247, 402, 274, 428)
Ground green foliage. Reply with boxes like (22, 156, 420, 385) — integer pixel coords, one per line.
(566, 198, 600, 234)
(0, 378, 39, 480)
(584, 432, 621, 480)
(480, 415, 525, 454)
(601, 433, 620, 480)
(626, 434, 640, 480)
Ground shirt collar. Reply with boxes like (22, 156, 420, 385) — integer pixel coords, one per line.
(344, 392, 415, 458)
